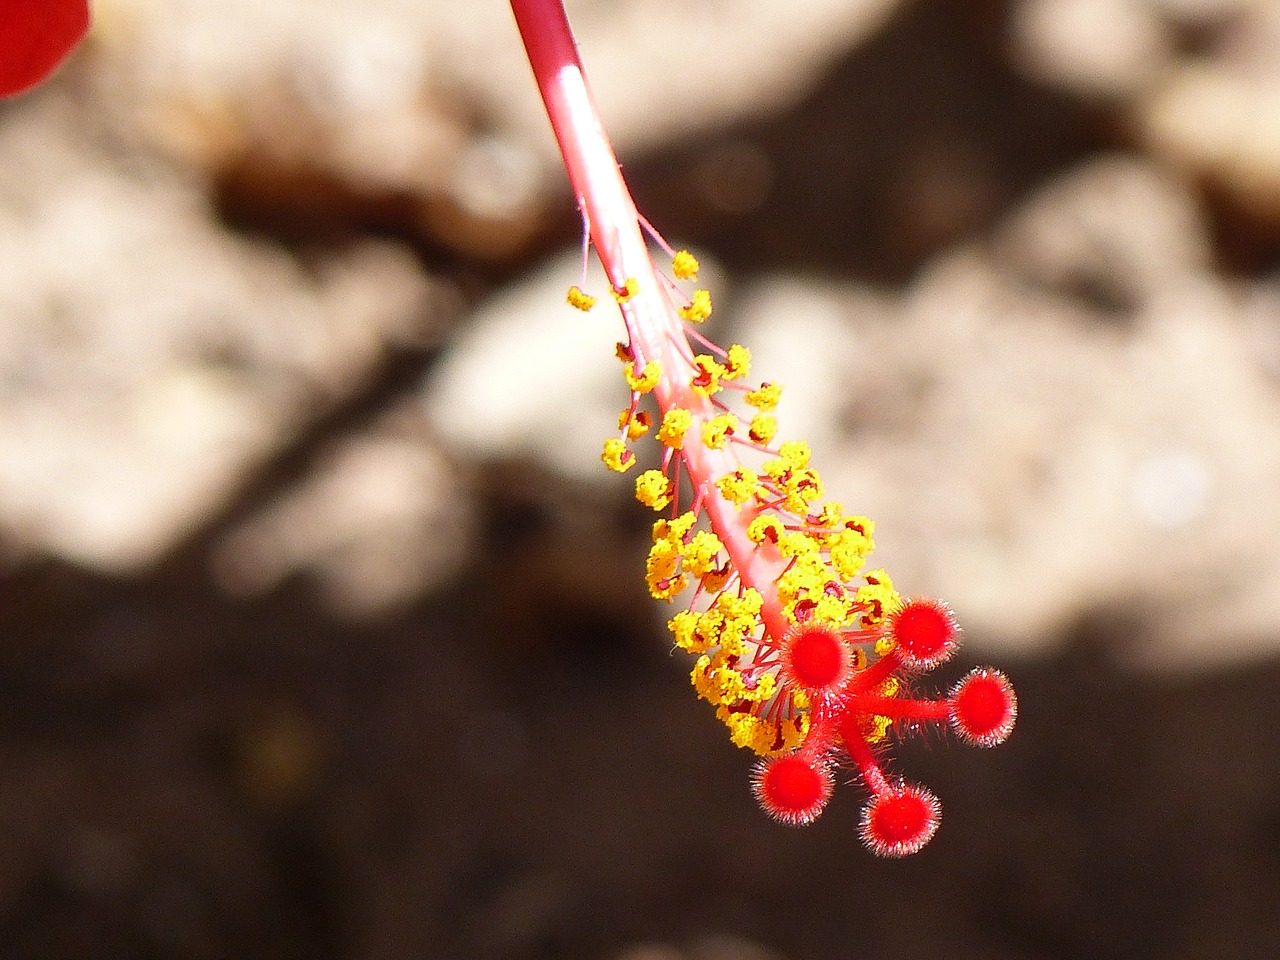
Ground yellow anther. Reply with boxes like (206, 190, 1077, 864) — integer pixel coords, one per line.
(692, 654, 749, 706)
(747, 515, 783, 544)
(657, 408, 693, 449)
(814, 502, 845, 529)
(601, 437, 635, 473)
(649, 573, 688, 601)
(701, 566, 731, 593)
(776, 554, 830, 618)
(776, 714, 811, 753)
(778, 440, 812, 469)
(678, 289, 713, 323)
(867, 714, 893, 743)
(744, 382, 782, 411)
(716, 467, 758, 506)
(653, 511, 697, 543)
(618, 409, 652, 440)
(624, 359, 661, 393)
(635, 469, 675, 511)
(732, 588, 765, 617)
(612, 277, 640, 303)
(690, 355, 724, 398)
(785, 467, 824, 511)
(680, 530, 723, 577)
(830, 528, 874, 580)
(813, 594, 856, 627)
(747, 413, 777, 445)
(646, 530, 687, 600)
(777, 531, 819, 559)
(672, 250, 700, 281)
(856, 569, 899, 625)
(762, 456, 788, 483)
(701, 413, 737, 450)
(742, 672, 776, 704)
(646, 538, 680, 583)
(669, 610, 703, 652)
(567, 286, 597, 311)
(844, 514, 874, 538)
(719, 710, 772, 752)
(722, 344, 751, 381)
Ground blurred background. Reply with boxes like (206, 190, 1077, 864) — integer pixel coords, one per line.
(2, 0, 1280, 956)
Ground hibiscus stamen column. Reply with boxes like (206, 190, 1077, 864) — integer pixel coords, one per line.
(511, 0, 1017, 856)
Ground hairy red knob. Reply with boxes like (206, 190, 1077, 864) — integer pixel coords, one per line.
(860, 782, 941, 858)
(885, 597, 959, 670)
(950, 668, 1017, 747)
(752, 753, 833, 826)
(781, 624, 852, 696)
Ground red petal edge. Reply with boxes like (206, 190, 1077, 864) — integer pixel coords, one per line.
(0, 0, 91, 99)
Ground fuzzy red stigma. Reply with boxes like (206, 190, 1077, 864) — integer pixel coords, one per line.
(950, 668, 1017, 747)
(0, 0, 90, 99)
(885, 597, 959, 670)
(752, 753, 833, 826)
(780, 624, 852, 696)
(859, 782, 941, 858)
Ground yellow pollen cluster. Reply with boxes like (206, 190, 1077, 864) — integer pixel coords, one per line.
(745, 382, 782, 411)
(612, 277, 640, 303)
(653, 511, 697, 543)
(619, 409, 652, 440)
(682, 530, 723, 577)
(625, 360, 661, 393)
(636, 469, 674, 511)
(672, 250, 699, 280)
(646, 539, 686, 600)
(761, 451, 824, 513)
(723, 344, 750, 381)
(578, 259, 903, 760)
(829, 519, 876, 580)
(716, 467, 758, 506)
(678, 289, 712, 323)
(748, 413, 777, 445)
(657, 408, 692, 448)
(747, 515, 783, 544)
(601, 437, 635, 472)
(567, 285, 597, 311)
(858, 570, 898, 626)
(690, 355, 724, 398)
(691, 654, 772, 710)
(777, 440, 811, 468)
(672, 589, 762, 655)
(717, 704, 809, 754)
(869, 675, 900, 742)
(701, 414, 737, 450)
(646, 512, 725, 601)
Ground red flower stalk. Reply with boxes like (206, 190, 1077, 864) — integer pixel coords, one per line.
(0, 0, 90, 99)
(511, 0, 1016, 856)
